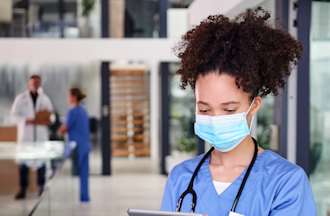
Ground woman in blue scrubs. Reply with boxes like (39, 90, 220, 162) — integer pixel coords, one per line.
(59, 88, 91, 202)
(161, 8, 316, 216)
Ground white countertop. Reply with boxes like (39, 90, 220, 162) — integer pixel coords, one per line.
(0, 141, 65, 161)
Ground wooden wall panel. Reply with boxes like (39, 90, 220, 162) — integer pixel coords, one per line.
(110, 68, 150, 157)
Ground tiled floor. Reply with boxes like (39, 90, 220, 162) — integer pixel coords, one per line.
(0, 157, 167, 216)
(0, 194, 38, 216)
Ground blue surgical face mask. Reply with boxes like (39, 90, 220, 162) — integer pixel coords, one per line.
(194, 100, 255, 152)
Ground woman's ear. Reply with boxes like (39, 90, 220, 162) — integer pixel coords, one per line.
(250, 96, 262, 116)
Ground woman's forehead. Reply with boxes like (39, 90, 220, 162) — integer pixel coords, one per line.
(195, 73, 249, 104)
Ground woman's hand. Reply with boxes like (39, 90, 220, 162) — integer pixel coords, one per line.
(26, 118, 36, 125)
(58, 124, 67, 135)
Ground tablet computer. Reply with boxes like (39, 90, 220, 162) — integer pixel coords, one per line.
(127, 209, 203, 216)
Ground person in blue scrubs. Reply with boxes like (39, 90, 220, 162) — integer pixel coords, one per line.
(161, 8, 316, 216)
(59, 88, 91, 202)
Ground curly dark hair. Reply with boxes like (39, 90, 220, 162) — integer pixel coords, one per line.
(176, 7, 303, 97)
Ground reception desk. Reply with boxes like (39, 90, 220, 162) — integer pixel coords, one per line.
(0, 141, 65, 195)
(0, 126, 18, 194)
(0, 126, 17, 141)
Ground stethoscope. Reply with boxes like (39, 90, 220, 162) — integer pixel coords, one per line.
(176, 138, 258, 213)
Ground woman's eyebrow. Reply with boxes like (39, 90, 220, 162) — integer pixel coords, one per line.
(221, 101, 240, 106)
(197, 101, 210, 106)
(197, 101, 240, 106)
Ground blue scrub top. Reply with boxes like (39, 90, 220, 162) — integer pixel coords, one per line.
(161, 150, 317, 216)
(66, 105, 91, 156)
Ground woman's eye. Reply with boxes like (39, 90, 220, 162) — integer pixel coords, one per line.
(224, 109, 236, 113)
(199, 110, 209, 113)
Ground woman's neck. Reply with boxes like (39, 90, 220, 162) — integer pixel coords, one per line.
(210, 136, 258, 168)
(70, 102, 79, 108)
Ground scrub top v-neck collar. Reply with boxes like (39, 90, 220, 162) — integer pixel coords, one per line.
(198, 150, 270, 202)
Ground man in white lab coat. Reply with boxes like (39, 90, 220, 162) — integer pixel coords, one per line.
(11, 74, 53, 199)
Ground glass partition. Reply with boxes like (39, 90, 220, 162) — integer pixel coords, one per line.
(0, 141, 67, 216)
(0, 63, 102, 176)
(0, 0, 196, 38)
(254, 0, 277, 151)
(32, 160, 76, 216)
(164, 63, 197, 173)
(169, 63, 197, 154)
(0, 0, 100, 38)
(310, 1, 330, 215)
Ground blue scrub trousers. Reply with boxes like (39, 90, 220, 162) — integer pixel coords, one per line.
(78, 152, 90, 202)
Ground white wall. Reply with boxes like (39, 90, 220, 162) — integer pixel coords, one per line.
(167, 8, 189, 39)
(0, 38, 178, 64)
(188, 0, 266, 26)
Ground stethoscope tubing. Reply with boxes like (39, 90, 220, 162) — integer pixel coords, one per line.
(176, 138, 259, 213)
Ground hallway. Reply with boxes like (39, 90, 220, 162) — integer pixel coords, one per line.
(1, 158, 167, 216)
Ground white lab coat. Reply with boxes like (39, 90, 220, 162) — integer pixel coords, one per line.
(11, 89, 53, 143)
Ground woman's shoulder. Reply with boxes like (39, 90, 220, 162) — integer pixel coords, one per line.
(77, 105, 88, 114)
(69, 105, 87, 113)
(258, 150, 316, 214)
(168, 154, 205, 180)
(68, 106, 78, 114)
(168, 150, 308, 184)
(171, 150, 303, 174)
(258, 150, 307, 180)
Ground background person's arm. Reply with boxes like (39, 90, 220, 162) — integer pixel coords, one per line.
(10, 95, 32, 124)
(43, 95, 54, 113)
(58, 109, 76, 136)
(58, 124, 67, 135)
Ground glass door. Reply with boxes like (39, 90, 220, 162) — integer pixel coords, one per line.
(310, 1, 330, 215)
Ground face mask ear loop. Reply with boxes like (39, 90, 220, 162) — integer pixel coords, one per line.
(246, 98, 256, 130)
(246, 98, 255, 115)
(249, 115, 255, 131)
